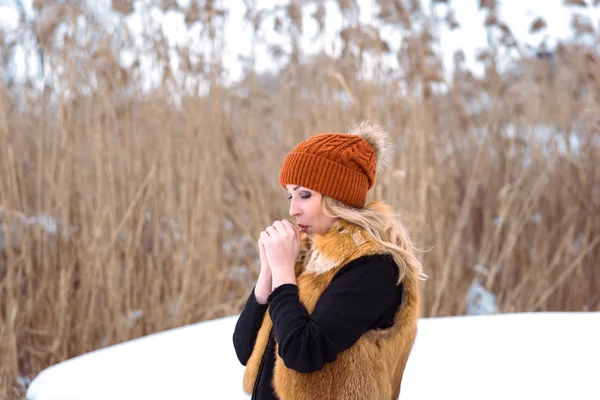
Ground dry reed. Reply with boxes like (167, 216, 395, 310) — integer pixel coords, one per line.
(1, 1, 599, 398)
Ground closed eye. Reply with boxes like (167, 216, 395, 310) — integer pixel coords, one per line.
(288, 191, 311, 200)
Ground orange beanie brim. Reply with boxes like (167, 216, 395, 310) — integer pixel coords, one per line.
(279, 150, 371, 208)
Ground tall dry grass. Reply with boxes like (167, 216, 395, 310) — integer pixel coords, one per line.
(1, 0, 599, 398)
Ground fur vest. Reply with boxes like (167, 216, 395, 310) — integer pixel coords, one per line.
(243, 202, 420, 400)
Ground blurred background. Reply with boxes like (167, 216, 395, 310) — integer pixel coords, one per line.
(1, 0, 599, 398)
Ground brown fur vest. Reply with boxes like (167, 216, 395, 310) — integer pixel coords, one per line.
(243, 203, 420, 399)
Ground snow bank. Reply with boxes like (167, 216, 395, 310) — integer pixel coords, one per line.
(25, 312, 600, 400)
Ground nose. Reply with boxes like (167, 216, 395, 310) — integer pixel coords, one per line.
(289, 198, 302, 217)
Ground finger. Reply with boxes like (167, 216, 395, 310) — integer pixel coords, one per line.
(289, 221, 301, 242)
(275, 220, 294, 237)
(258, 238, 269, 263)
(266, 226, 278, 237)
(281, 220, 297, 237)
(260, 231, 270, 242)
(272, 220, 287, 233)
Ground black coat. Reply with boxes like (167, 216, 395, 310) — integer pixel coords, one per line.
(233, 254, 404, 399)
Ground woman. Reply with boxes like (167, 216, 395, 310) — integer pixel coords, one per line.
(233, 120, 425, 400)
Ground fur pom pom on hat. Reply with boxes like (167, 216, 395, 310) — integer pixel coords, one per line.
(279, 120, 394, 208)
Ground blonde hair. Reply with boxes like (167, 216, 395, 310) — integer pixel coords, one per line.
(322, 196, 428, 284)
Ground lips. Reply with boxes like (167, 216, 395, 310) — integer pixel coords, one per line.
(298, 224, 309, 232)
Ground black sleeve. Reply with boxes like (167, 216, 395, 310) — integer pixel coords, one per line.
(267, 254, 399, 373)
(232, 287, 269, 366)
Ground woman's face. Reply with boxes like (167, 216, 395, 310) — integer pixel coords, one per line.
(286, 184, 338, 235)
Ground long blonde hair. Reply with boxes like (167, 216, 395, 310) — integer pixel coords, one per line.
(322, 196, 428, 284)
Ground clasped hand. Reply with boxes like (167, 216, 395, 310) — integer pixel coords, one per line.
(259, 220, 300, 276)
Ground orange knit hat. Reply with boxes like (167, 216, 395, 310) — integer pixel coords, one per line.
(279, 121, 393, 208)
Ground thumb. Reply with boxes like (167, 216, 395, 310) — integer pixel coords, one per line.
(293, 223, 301, 243)
(258, 238, 269, 267)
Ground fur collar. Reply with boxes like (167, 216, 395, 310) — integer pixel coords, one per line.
(297, 201, 391, 275)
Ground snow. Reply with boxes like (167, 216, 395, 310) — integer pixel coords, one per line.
(0, 212, 65, 252)
(25, 311, 600, 400)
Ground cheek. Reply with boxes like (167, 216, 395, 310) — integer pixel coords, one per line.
(302, 202, 318, 221)
(311, 205, 327, 224)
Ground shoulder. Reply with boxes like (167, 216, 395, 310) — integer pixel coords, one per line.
(335, 253, 399, 283)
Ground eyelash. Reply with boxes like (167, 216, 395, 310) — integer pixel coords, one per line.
(288, 193, 311, 200)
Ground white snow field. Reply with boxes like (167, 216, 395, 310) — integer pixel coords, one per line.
(25, 311, 600, 400)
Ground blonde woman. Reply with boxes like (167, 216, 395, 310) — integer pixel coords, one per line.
(233, 121, 425, 400)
